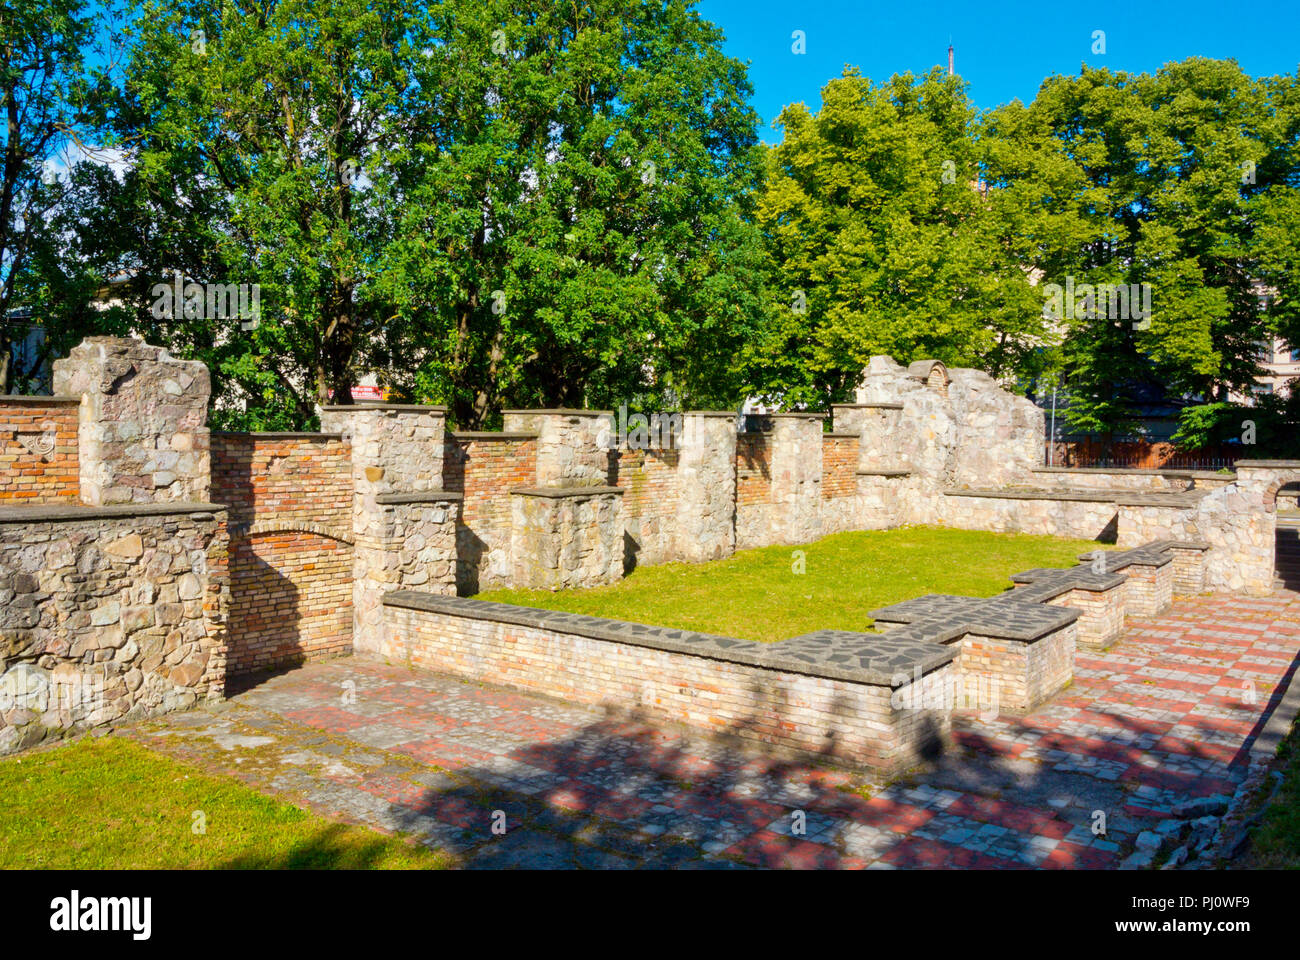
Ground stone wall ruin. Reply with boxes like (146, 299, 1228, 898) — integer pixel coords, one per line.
(0, 336, 1287, 756)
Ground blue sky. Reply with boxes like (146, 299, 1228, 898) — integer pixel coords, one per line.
(696, 0, 1300, 140)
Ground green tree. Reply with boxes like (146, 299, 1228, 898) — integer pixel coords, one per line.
(0, 0, 117, 392)
(750, 68, 1051, 409)
(385, 0, 765, 425)
(108, 0, 764, 428)
(991, 59, 1297, 444)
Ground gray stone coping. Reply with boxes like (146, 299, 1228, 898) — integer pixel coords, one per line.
(0, 502, 227, 524)
(680, 410, 742, 418)
(868, 593, 1080, 642)
(509, 485, 625, 498)
(824, 432, 861, 439)
(375, 491, 465, 505)
(1113, 491, 1208, 508)
(1032, 466, 1226, 479)
(758, 411, 826, 419)
(942, 487, 1206, 508)
(0, 394, 80, 405)
(1008, 567, 1128, 597)
(1074, 545, 1173, 570)
(858, 468, 912, 477)
(1148, 538, 1212, 552)
(1235, 459, 1300, 469)
(831, 402, 905, 410)
(212, 431, 345, 440)
(320, 403, 448, 413)
(449, 431, 539, 441)
(943, 487, 1119, 502)
(501, 408, 613, 417)
(381, 591, 955, 686)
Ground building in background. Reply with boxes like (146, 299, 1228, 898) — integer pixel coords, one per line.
(1234, 336, 1300, 402)
(2, 310, 50, 394)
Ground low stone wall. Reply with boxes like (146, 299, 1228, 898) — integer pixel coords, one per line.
(941, 489, 1121, 540)
(381, 593, 955, 771)
(0, 396, 80, 504)
(856, 471, 911, 529)
(0, 503, 227, 754)
(1031, 467, 1193, 492)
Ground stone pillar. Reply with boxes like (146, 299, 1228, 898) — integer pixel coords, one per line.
(510, 487, 624, 590)
(353, 493, 460, 656)
(318, 403, 451, 652)
(502, 409, 614, 487)
(832, 403, 905, 472)
(500, 409, 627, 589)
(768, 414, 825, 545)
(52, 337, 211, 505)
(674, 412, 738, 563)
(319, 403, 447, 498)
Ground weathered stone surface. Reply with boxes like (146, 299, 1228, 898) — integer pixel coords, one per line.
(510, 488, 623, 591)
(0, 508, 227, 754)
(52, 337, 211, 505)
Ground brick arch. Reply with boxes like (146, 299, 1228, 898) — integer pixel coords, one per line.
(906, 359, 951, 398)
(1263, 472, 1300, 509)
(241, 519, 354, 545)
(226, 528, 353, 676)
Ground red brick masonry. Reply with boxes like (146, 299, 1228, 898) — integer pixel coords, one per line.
(0, 397, 79, 504)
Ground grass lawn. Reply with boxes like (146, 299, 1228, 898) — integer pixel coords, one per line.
(0, 736, 450, 869)
(477, 525, 1099, 642)
(1243, 719, 1300, 868)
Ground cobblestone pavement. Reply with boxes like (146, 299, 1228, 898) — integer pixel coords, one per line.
(126, 591, 1300, 869)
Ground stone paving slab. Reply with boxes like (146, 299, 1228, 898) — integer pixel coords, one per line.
(123, 590, 1300, 869)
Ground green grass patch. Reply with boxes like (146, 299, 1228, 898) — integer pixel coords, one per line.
(1245, 719, 1300, 868)
(0, 736, 451, 869)
(477, 525, 1099, 642)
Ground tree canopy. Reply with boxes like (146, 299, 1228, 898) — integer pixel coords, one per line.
(8, 5, 1300, 446)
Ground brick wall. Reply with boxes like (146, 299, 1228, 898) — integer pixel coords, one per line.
(382, 596, 953, 771)
(1121, 563, 1174, 618)
(0, 398, 79, 504)
(1045, 586, 1126, 650)
(211, 433, 355, 675)
(735, 432, 771, 506)
(444, 434, 537, 592)
(955, 627, 1075, 714)
(227, 531, 352, 674)
(822, 435, 859, 499)
(617, 447, 680, 566)
(211, 432, 351, 532)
